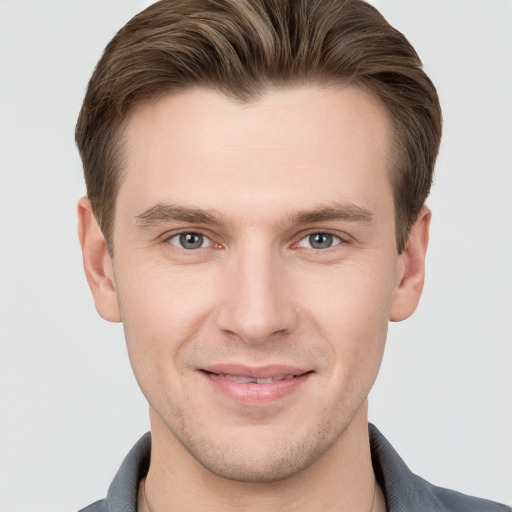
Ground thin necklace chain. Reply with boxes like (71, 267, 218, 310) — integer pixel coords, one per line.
(143, 478, 153, 512)
(143, 477, 378, 512)
(143, 478, 152, 512)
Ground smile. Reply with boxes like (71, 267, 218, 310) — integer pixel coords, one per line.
(212, 373, 296, 384)
(199, 365, 313, 404)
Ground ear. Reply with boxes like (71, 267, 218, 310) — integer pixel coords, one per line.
(390, 206, 431, 322)
(77, 197, 121, 322)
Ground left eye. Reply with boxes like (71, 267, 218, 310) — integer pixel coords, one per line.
(168, 232, 212, 250)
(298, 232, 342, 250)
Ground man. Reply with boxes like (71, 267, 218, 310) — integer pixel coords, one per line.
(75, 1, 510, 511)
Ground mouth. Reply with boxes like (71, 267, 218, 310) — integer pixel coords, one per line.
(198, 365, 313, 404)
(212, 373, 297, 384)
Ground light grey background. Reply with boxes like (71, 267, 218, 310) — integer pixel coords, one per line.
(0, 1, 510, 511)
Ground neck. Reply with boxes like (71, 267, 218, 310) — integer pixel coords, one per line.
(143, 402, 381, 512)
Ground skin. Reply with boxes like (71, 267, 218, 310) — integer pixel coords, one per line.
(78, 85, 430, 512)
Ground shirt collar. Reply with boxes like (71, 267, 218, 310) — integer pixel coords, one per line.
(104, 424, 446, 512)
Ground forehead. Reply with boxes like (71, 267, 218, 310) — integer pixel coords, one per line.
(119, 85, 394, 221)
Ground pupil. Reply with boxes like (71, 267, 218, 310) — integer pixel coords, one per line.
(310, 233, 332, 249)
(180, 233, 203, 249)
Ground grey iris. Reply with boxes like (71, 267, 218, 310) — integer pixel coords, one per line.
(309, 233, 333, 249)
(180, 233, 204, 249)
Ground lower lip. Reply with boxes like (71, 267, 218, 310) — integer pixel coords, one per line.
(201, 371, 311, 404)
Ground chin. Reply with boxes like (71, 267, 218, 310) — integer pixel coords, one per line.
(170, 417, 344, 483)
(191, 442, 326, 483)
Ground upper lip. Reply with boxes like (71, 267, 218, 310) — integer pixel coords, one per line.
(200, 364, 311, 379)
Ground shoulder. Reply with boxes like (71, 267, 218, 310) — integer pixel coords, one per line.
(369, 424, 511, 512)
(77, 499, 109, 512)
(76, 432, 151, 512)
(430, 484, 511, 512)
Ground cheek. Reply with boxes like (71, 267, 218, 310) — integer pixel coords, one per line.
(114, 260, 219, 375)
(302, 254, 396, 317)
(118, 256, 217, 322)
(298, 258, 396, 371)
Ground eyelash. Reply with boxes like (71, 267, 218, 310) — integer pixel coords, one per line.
(164, 231, 218, 251)
(162, 230, 349, 252)
(295, 231, 345, 250)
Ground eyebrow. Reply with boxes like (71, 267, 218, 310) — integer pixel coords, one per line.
(289, 202, 374, 225)
(135, 204, 224, 228)
(134, 201, 373, 229)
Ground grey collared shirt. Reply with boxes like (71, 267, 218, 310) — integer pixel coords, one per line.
(78, 424, 511, 512)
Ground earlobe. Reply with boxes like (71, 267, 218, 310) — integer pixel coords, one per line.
(390, 206, 431, 322)
(77, 197, 121, 322)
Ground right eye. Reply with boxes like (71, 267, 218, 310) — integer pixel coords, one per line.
(297, 232, 343, 250)
(167, 232, 212, 250)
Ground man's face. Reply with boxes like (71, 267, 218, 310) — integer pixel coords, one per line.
(97, 86, 416, 481)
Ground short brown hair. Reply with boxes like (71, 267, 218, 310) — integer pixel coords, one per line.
(76, 0, 442, 254)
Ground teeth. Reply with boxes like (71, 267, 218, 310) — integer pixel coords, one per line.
(222, 374, 256, 383)
(219, 373, 295, 383)
(256, 377, 273, 383)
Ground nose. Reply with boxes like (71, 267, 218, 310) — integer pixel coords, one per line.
(215, 246, 298, 345)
